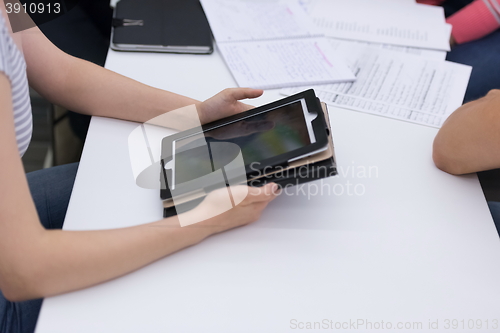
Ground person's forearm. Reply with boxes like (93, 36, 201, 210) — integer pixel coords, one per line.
(37, 56, 199, 123)
(57, 57, 200, 122)
(433, 90, 500, 174)
(5, 217, 212, 301)
(2, 182, 277, 302)
(21, 27, 199, 123)
(22, 26, 263, 127)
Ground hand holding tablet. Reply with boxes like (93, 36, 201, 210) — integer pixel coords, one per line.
(160, 90, 337, 217)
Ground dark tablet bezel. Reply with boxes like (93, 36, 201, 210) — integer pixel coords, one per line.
(160, 89, 328, 199)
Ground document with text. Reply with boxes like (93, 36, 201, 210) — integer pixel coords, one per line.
(297, 0, 447, 59)
(326, 38, 447, 60)
(200, 0, 355, 89)
(297, 0, 417, 15)
(281, 41, 471, 128)
(217, 37, 356, 90)
(202, 0, 321, 42)
(308, 0, 451, 51)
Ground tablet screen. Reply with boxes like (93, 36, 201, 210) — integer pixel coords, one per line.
(173, 99, 311, 185)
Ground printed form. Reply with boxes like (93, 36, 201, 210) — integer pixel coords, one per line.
(202, 0, 321, 42)
(217, 37, 356, 90)
(308, 0, 451, 51)
(330, 39, 447, 60)
(297, 0, 447, 59)
(297, 0, 417, 15)
(281, 40, 471, 128)
(200, 0, 355, 89)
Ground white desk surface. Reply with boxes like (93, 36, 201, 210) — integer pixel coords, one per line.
(36, 47, 500, 332)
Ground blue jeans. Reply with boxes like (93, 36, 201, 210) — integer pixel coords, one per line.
(446, 30, 500, 103)
(0, 163, 78, 333)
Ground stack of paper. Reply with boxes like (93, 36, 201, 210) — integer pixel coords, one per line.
(282, 40, 471, 128)
(297, 0, 449, 60)
(200, 0, 356, 89)
(201, 0, 471, 127)
(303, 0, 451, 51)
(280, 0, 472, 128)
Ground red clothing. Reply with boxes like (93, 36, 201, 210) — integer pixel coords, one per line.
(418, 0, 500, 44)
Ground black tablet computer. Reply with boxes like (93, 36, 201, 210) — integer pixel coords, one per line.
(160, 89, 329, 200)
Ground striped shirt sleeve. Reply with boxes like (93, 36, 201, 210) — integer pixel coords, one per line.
(0, 15, 7, 76)
(0, 11, 33, 156)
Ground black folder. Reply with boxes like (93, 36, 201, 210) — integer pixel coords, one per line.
(111, 0, 213, 54)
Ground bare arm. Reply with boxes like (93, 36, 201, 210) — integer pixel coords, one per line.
(0, 73, 277, 301)
(0, 8, 279, 301)
(22, 26, 195, 123)
(433, 89, 500, 174)
(19, 23, 262, 124)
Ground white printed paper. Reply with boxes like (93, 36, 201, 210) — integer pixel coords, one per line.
(219, 37, 356, 89)
(282, 42, 471, 127)
(200, 0, 355, 89)
(310, 0, 451, 50)
(330, 38, 447, 60)
(200, 0, 321, 42)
